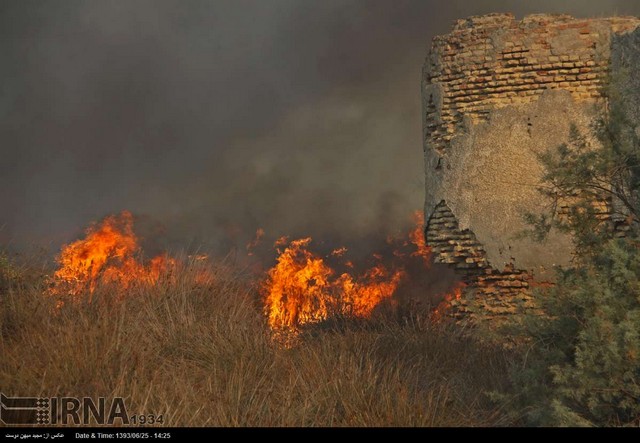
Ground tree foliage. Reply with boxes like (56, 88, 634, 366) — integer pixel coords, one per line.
(507, 82, 640, 426)
(524, 73, 640, 255)
(509, 239, 640, 426)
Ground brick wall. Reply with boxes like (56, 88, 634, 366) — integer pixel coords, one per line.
(424, 13, 639, 155)
(423, 13, 640, 319)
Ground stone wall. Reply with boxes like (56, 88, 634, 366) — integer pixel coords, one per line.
(422, 13, 640, 318)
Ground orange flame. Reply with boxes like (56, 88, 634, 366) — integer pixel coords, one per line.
(48, 211, 175, 302)
(409, 210, 431, 264)
(331, 247, 348, 257)
(432, 283, 465, 322)
(262, 212, 431, 333)
(263, 238, 405, 331)
(263, 238, 335, 330)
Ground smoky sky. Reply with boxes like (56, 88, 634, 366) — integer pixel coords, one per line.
(2, 0, 640, 254)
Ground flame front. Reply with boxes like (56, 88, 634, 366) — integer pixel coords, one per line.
(264, 238, 335, 329)
(263, 238, 406, 331)
(432, 283, 465, 321)
(262, 212, 430, 333)
(49, 211, 175, 301)
(49, 209, 462, 328)
(409, 210, 431, 264)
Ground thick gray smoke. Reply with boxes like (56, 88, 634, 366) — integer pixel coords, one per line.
(2, 0, 639, 255)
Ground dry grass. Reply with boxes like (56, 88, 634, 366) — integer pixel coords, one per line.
(0, 256, 515, 426)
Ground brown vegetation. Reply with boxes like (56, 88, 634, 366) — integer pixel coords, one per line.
(0, 255, 515, 426)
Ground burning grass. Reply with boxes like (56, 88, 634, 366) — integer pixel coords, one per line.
(262, 211, 437, 335)
(262, 237, 406, 333)
(0, 253, 515, 426)
(48, 211, 176, 303)
(0, 211, 516, 426)
(46, 210, 457, 337)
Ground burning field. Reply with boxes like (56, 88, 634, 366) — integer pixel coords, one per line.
(47, 211, 177, 304)
(45, 210, 460, 336)
(0, 211, 509, 426)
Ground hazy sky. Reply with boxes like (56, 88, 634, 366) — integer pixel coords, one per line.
(2, 0, 640, 254)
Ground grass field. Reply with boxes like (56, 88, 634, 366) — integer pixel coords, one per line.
(0, 255, 518, 426)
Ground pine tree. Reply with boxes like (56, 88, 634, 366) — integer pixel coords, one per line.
(506, 79, 640, 426)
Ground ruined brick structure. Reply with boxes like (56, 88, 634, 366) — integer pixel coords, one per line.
(422, 13, 640, 317)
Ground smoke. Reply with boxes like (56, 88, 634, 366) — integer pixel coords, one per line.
(2, 0, 639, 255)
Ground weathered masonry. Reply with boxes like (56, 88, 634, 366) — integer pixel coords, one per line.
(422, 13, 640, 317)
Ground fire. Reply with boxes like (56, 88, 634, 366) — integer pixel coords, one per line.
(263, 238, 405, 331)
(409, 210, 431, 264)
(262, 212, 432, 333)
(48, 211, 175, 302)
(432, 283, 465, 321)
(331, 247, 348, 257)
(263, 238, 335, 329)
(337, 265, 405, 317)
(48, 209, 464, 328)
